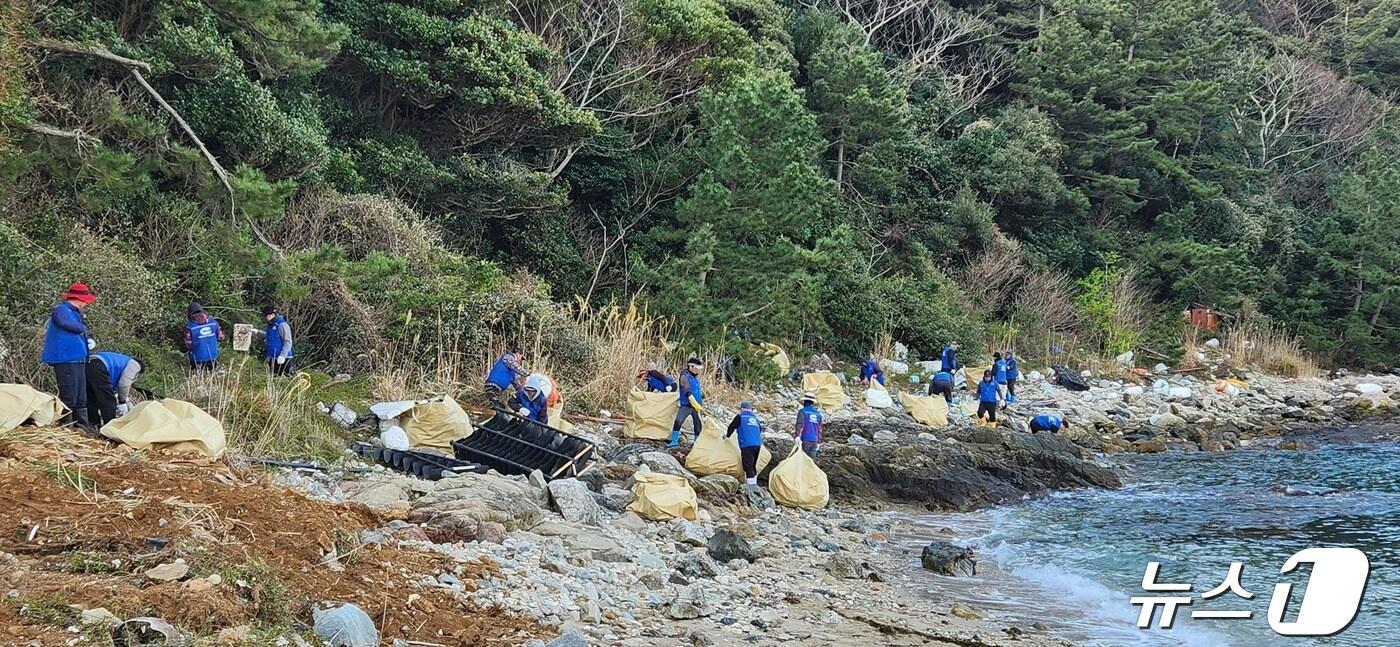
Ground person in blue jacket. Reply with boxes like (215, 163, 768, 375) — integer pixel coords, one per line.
(1005, 352, 1021, 404)
(86, 351, 142, 428)
(1029, 412, 1068, 434)
(725, 401, 766, 486)
(637, 368, 676, 393)
(484, 348, 527, 407)
(859, 354, 885, 387)
(43, 283, 97, 436)
(670, 357, 705, 448)
(794, 392, 824, 459)
(977, 369, 1001, 424)
(184, 302, 224, 371)
(940, 342, 960, 375)
(258, 306, 295, 376)
(928, 369, 955, 405)
(993, 352, 1009, 403)
(508, 374, 549, 423)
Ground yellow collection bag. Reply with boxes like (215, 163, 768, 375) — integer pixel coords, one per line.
(898, 392, 949, 428)
(401, 395, 474, 449)
(100, 399, 226, 459)
(768, 445, 829, 510)
(627, 471, 698, 521)
(684, 417, 772, 479)
(622, 390, 677, 440)
(801, 371, 845, 410)
(0, 384, 66, 432)
(547, 403, 575, 432)
(756, 342, 791, 373)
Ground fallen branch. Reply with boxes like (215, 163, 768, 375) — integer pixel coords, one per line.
(21, 121, 101, 145)
(566, 414, 628, 424)
(28, 37, 285, 259)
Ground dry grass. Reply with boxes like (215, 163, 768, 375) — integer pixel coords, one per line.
(563, 299, 672, 412)
(166, 358, 344, 461)
(1223, 311, 1317, 378)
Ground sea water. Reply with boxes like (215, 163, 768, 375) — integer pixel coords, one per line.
(885, 442, 1400, 646)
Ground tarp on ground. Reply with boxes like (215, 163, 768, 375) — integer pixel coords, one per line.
(627, 471, 698, 521)
(684, 417, 773, 480)
(401, 395, 474, 450)
(756, 343, 791, 373)
(768, 446, 829, 510)
(899, 392, 949, 428)
(100, 399, 226, 459)
(622, 390, 677, 440)
(801, 371, 845, 410)
(0, 384, 66, 433)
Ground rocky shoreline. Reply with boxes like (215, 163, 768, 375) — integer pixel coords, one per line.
(282, 369, 1400, 646)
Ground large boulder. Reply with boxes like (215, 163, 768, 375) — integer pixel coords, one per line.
(547, 478, 607, 526)
(818, 416, 1121, 510)
(921, 541, 976, 577)
(409, 471, 545, 534)
(707, 528, 756, 563)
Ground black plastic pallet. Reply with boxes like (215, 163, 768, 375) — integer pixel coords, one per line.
(352, 442, 487, 480)
(451, 409, 596, 481)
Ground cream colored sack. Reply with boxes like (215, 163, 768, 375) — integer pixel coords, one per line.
(101, 399, 226, 459)
(547, 403, 574, 432)
(401, 395, 474, 449)
(768, 446, 829, 510)
(684, 417, 772, 479)
(627, 471, 698, 521)
(801, 371, 845, 410)
(622, 390, 677, 440)
(898, 392, 949, 428)
(865, 380, 894, 409)
(757, 342, 791, 372)
(0, 384, 66, 432)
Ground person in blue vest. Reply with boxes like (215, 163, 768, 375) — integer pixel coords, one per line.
(484, 348, 527, 407)
(794, 392, 824, 459)
(1005, 352, 1021, 404)
(508, 374, 549, 423)
(940, 342, 960, 375)
(859, 354, 885, 387)
(184, 302, 224, 371)
(637, 368, 676, 393)
(977, 369, 1001, 425)
(1029, 412, 1068, 434)
(86, 351, 142, 428)
(993, 352, 1009, 403)
(255, 306, 295, 376)
(928, 369, 955, 405)
(43, 283, 97, 435)
(669, 357, 704, 448)
(725, 401, 766, 486)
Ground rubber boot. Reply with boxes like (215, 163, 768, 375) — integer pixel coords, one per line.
(668, 430, 681, 448)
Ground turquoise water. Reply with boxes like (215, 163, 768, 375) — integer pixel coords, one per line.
(888, 442, 1400, 646)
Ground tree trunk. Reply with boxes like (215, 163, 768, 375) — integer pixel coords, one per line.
(835, 140, 846, 191)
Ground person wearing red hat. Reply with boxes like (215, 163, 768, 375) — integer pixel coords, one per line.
(42, 282, 97, 435)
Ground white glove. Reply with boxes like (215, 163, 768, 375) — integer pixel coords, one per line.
(517, 407, 532, 417)
(87, 338, 96, 351)
(276, 356, 286, 365)
(115, 403, 131, 416)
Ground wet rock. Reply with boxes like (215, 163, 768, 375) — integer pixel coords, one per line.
(668, 583, 718, 619)
(312, 603, 377, 647)
(921, 541, 976, 577)
(950, 602, 982, 620)
(548, 478, 606, 526)
(707, 528, 756, 563)
(1132, 437, 1168, 453)
(825, 555, 880, 580)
